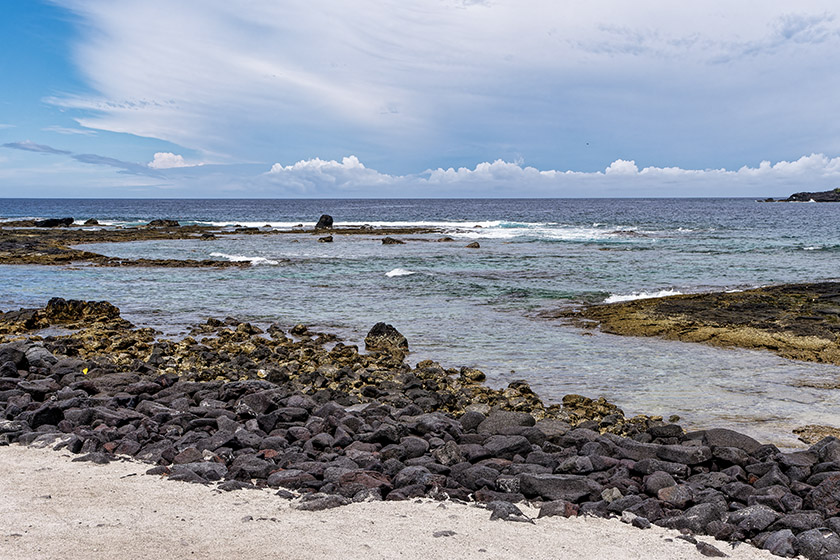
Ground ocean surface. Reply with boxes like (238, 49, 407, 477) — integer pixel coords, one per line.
(2, 198, 840, 447)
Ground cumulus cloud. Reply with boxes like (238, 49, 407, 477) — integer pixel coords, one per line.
(258, 153, 840, 197)
(148, 152, 198, 169)
(265, 156, 398, 192)
(605, 159, 640, 175)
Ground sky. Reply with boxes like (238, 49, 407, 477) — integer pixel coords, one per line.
(1, 1, 840, 198)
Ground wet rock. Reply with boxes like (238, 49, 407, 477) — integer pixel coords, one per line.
(317, 235, 333, 243)
(314, 215, 333, 230)
(147, 219, 179, 227)
(465, 242, 480, 249)
(381, 237, 405, 245)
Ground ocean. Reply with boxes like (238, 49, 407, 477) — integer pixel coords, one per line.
(2, 198, 839, 447)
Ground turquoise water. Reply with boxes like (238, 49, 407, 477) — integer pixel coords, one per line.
(2, 198, 840, 446)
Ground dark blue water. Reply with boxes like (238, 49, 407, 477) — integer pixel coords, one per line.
(2, 198, 840, 446)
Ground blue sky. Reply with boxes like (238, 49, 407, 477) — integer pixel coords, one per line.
(2, 1, 840, 197)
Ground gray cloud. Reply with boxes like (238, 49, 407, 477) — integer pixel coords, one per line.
(72, 154, 164, 177)
(2, 139, 164, 177)
(2, 140, 72, 155)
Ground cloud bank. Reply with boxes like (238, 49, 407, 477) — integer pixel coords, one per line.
(46, 1, 840, 175)
(260, 154, 840, 197)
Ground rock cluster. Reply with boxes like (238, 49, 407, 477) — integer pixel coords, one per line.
(3, 299, 840, 559)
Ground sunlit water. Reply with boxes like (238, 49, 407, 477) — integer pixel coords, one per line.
(2, 198, 840, 447)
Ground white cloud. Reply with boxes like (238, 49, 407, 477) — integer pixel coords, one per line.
(0, 124, 15, 130)
(265, 155, 398, 192)
(148, 152, 199, 169)
(43, 125, 96, 136)
(47, 1, 840, 175)
(259, 153, 840, 197)
(605, 159, 640, 175)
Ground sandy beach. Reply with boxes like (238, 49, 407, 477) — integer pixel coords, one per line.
(0, 444, 789, 560)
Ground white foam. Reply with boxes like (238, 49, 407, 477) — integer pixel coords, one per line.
(804, 246, 822, 251)
(604, 289, 683, 304)
(210, 252, 279, 266)
(385, 268, 416, 278)
(199, 220, 504, 229)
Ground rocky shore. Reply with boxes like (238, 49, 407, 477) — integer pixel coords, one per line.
(565, 282, 840, 367)
(762, 190, 840, 203)
(3, 299, 840, 558)
(0, 215, 439, 267)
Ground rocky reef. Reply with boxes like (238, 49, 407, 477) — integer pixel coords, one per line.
(0, 218, 440, 267)
(3, 299, 840, 558)
(763, 189, 840, 203)
(566, 282, 840, 367)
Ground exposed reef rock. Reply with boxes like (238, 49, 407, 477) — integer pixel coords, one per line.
(565, 282, 840, 366)
(0, 220, 439, 268)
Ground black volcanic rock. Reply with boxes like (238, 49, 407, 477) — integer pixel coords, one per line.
(34, 218, 74, 227)
(315, 214, 333, 230)
(784, 189, 840, 202)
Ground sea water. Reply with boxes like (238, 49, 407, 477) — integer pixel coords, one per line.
(2, 198, 839, 447)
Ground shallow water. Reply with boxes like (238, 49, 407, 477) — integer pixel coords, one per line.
(3, 198, 840, 447)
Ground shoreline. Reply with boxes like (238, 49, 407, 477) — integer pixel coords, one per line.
(2, 298, 840, 559)
(0, 444, 781, 560)
(0, 219, 445, 267)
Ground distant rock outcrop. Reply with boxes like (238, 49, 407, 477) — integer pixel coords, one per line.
(147, 219, 180, 227)
(771, 189, 840, 202)
(34, 218, 73, 228)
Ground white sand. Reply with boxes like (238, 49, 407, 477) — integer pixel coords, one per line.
(0, 445, 789, 560)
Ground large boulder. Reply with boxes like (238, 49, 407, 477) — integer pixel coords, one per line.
(365, 323, 408, 353)
(315, 214, 333, 230)
(517, 473, 602, 502)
